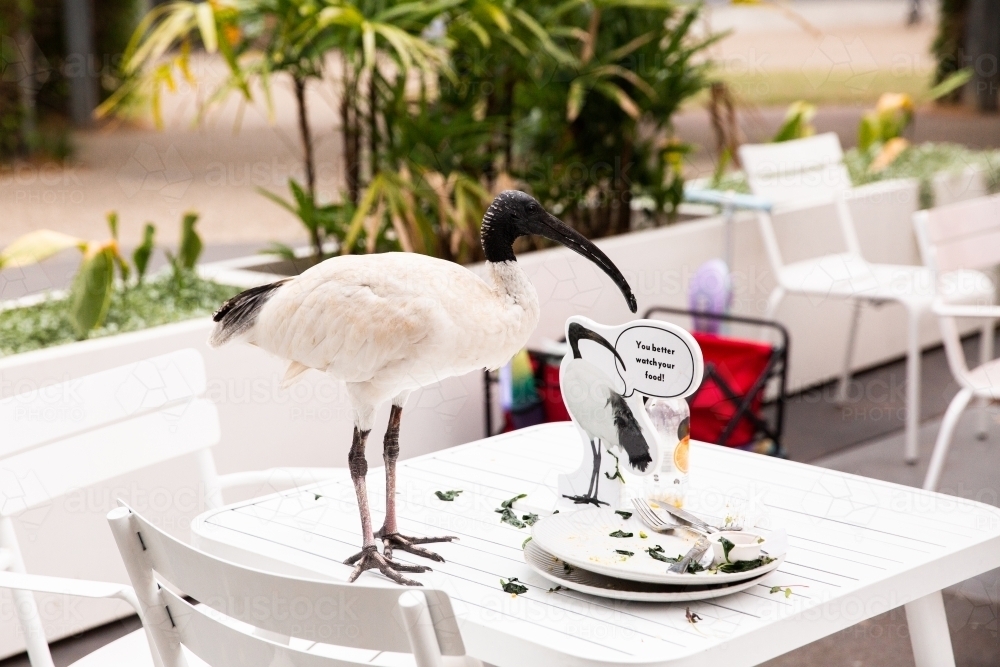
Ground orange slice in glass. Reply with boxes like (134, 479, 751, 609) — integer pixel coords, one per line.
(673, 437, 690, 474)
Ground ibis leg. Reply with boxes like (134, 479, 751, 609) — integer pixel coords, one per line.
(376, 405, 456, 563)
(343, 426, 425, 585)
(563, 439, 608, 506)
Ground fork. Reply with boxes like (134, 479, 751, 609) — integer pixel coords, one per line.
(630, 498, 684, 534)
(631, 498, 714, 536)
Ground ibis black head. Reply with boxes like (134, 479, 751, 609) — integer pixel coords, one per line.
(481, 190, 638, 313)
(568, 322, 626, 369)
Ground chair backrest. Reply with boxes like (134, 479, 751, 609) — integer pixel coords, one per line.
(0, 349, 220, 515)
(913, 193, 1000, 274)
(738, 133, 862, 275)
(107, 505, 468, 667)
(913, 194, 1000, 386)
(739, 132, 853, 204)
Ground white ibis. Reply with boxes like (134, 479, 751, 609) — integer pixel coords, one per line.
(209, 190, 637, 585)
(561, 322, 652, 506)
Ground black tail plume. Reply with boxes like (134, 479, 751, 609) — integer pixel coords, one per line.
(607, 393, 652, 472)
(208, 279, 288, 347)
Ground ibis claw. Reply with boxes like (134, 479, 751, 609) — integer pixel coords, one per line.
(562, 494, 608, 507)
(377, 530, 456, 563)
(344, 545, 427, 586)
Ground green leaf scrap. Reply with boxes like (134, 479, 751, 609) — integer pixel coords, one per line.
(614, 510, 632, 520)
(717, 556, 774, 574)
(434, 490, 463, 501)
(609, 530, 633, 538)
(604, 449, 625, 483)
(500, 578, 528, 596)
(615, 549, 634, 557)
(496, 494, 528, 528)
(719, 536, 736, 563)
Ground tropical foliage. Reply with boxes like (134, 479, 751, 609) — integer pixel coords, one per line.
(104, 0, 717, 265)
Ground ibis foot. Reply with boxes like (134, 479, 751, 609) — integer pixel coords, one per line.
(376, 530, 457, 563)
(344, 545, 427, 586)
(563, 494, 608, 507)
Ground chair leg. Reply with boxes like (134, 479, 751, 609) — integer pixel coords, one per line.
(976, 319, 993, 440)
(904, 591, 956, 667)
(923, 388, 974, 491)
(905, 307, 922, 464)
(0, 518, 54, 667)
(836, 300, 862, 404)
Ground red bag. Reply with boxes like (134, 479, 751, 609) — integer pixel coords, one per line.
(689, 331, 775, 447)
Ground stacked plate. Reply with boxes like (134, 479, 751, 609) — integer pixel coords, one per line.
(526, 507, 784, 601)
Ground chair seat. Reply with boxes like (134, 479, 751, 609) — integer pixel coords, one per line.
(966, 358, 1000, 399)
(67, 629, 154, 667)
(779, 253, 938, 305)
(938, 269, 995, 303)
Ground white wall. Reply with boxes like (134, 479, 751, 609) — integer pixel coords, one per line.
(0, 176, 984, 657)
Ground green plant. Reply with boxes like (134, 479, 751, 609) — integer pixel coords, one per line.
(344, 166, 492, 262)
(0, 274, 239, 356)
(104, 0, 449, 264)
(165, 211, 204, 278)
(133, 223, 156, 283)
(506, 0, 717, 233)
(857, 70, 971, 152)
(258, 179, 358, 259)
(0, 216, 129, 339)
(0, 211, 204, 339)
(107, 0, 715, 268)
(932, 0, 969, 104)
(772, 101, 816, 142)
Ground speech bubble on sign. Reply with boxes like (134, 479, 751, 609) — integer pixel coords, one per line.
(615, 324, 698, 398)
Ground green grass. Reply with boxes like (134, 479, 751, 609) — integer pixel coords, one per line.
(699, 69, 935, 108)
(0, 274, 240, 356)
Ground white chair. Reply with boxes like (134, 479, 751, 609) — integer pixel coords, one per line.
(0, 349, 342, 667)
(913, 194, 1000, 491)
(106, 503, 481, 667)
(739, 132, 938, 463)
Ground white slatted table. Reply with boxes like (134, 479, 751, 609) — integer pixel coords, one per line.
(190, 423, 1000, 667)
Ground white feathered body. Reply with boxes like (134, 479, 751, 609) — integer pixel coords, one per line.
(562, 360, 621, 445)
(241, 253, 539, 425)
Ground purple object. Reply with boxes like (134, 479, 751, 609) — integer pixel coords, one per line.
(688, 259, 732, 333)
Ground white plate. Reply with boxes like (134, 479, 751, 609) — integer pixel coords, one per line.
(524, 540, 777, 602)
(530, 507, 784, 585)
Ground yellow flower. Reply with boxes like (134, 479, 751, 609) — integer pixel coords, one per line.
(869, 137, 910, 173)
(876, 93, 914, 115)
(223, 24, 242, 47)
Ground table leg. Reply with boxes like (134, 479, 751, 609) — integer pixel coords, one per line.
(904, 591, 955, 667)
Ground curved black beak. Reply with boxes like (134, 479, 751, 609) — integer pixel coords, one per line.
(530, 213, 637, 313)
(568, 322, 626, 369)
